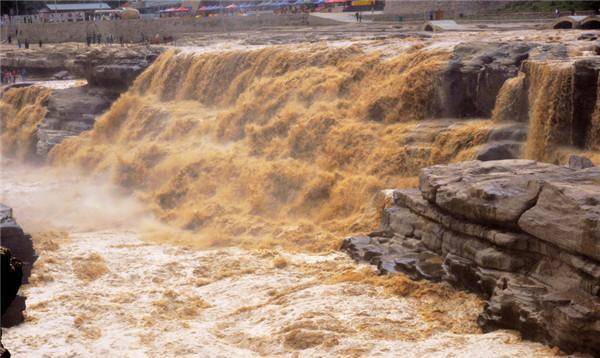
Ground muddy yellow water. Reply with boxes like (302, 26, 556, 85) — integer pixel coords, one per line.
(45, 45, 493, 252)
(1, 164, 558, 357)
(2, 35, 597, 356)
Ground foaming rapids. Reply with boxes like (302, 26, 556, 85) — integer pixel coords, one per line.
(523, 61, 574, 161)
(0, 162, 154, 233)
(0, 45, 572, 357)
(48, 46, 491, 251)
(0, 86, 51, 161)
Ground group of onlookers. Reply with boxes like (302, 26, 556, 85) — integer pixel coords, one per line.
(1, 69, 27, 85)
(1, 12, 122, 25)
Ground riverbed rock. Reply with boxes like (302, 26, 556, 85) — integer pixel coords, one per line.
(440, 42, 567, 118)
(0, 46, 163, 157)
(0, 204, 36, 281)
(0, 338, 10, 358)
(0, 204, 32, 329)
(68, 46, 162, 90)
(36, 86, 115, 156)
(568, 154, 595, 169)
(0, 247, 22, 316)
(475, 141, 522, 161)
(0, 45, 162, 87)
(342, 160, 600, 356)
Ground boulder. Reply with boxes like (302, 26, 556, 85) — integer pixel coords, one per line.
(0, 247, 22, 316)
(568, 154, 594, 169)
(0, 205, 32, 329)
(342, 160, 600, 355)
(418, 160, 573, 227)
(0, 338, 10, 358)
(0, 204, 36, 281)
(475, 141, 522, 161)
(53, 70, 71, 80)
(518, 167, 600, 261)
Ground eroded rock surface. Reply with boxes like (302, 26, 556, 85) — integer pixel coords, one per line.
(0, 247, 22, 316)
(0, 204, 31, 356)
(0, 46, 163, 157)
(440, 42, 567, 118)
(342, 160, 600, 355)
(0, 204, 36, 281)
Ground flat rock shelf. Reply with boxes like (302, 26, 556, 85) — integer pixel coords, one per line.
(342, 159, 600, 356)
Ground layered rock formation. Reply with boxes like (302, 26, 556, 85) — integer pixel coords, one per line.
(342, 160, 600, 355)
(0, 45, 161, 84)
(0, 45, 162, 157)
(437, 42, 599, 163)
(440, 42, 568, 119)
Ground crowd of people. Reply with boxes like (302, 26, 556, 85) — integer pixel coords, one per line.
(1, 69, 27, 85)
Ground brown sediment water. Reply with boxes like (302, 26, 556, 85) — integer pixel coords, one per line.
(47, 46, 491, 252)
(0, 164, 559, 356)
(3, 36, 595, 356)
(492, 73, 527, 123)
(587, 76, 600, 151)
(0, 86, 51, 160)
(523, 61, 574, 162)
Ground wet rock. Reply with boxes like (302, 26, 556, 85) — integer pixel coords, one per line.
(418, 160, 576, 226)
(0, 204, 36, 281)
(568, 154, 594, 169)
(518, 168, 600, 261)
(53, 70, 71, 80)
(342, 160, 600, 355)
(578, 33, 598, 41)
(68, 46, 162, 90)
(1, 205, 32, 329)
(36, 86, 114, 156)
(475, 141, 522, 161)
(0, 338, 10, 358)
(487, 123, 528, 142)
(440, 42, 566, 118)
(0, 247, 22, 316)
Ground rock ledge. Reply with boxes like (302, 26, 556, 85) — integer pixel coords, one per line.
(342, 159, 599, 355)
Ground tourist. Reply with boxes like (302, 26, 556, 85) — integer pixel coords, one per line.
(21, 68, 26, 81)
(17, 39, 21, 48)
(39, 39, 42, 48)
(24, 39, 29, 49)
(7, 35, 11, 44)
(355, 12, 359, 22)
(555, 8, 560, 18)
